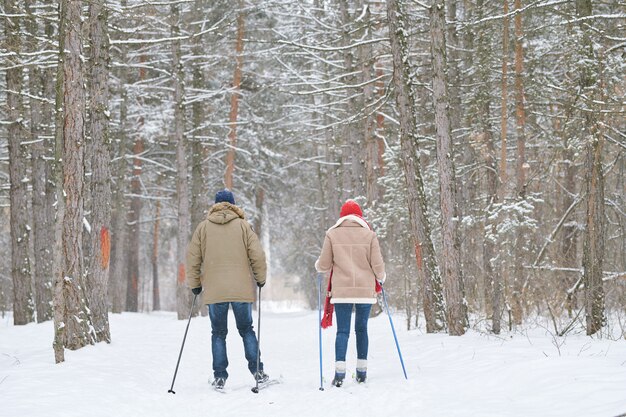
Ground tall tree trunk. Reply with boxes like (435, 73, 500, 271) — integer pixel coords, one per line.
(172, 2, 192, 320)
(109, 3, 129, 314)
(43, 7, 57, 323)
(488, 0, 511, 335)
(126, 135, 142, 312)
(561, 129, 578, 316)
(26, 0, 53, 322)
(576, 0, 605, 335)
(152, 198, 161, 311)
(109, 90, 128, 314)
(430, 0, 468, 335)
(53, 0, 94, 363)
(224, 0, 245, 190)
(387, 0, 446, 333)
(361, 5, 378, 204)
(190, 0, 209, 230)
(338, 0, 363, 198)
(52, 0, 67, 362)
(126, 53, 146, 313)
(446, 0, 465, 221)
(5, 0, 35, 325)
(86, 0, 111, 343)
(511, 0, 528, 325)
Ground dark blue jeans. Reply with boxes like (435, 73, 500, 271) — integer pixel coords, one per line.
(334, 303, 372, 362)
(208, 302, 263, 379)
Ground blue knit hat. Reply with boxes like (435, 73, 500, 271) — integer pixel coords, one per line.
(215, 189, 236, 205)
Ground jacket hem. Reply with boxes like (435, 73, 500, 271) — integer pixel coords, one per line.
(331, 297, 376, 305)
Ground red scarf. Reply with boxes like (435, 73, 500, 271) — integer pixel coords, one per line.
(321, 270, 334, 329)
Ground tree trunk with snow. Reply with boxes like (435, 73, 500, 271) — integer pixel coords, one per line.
(511, 0, 528, 326)
(429, 0, 467, 335)
(225, 0, 245, 190)
(190, 0, 212, 231)
(126, 134, 142, 312)
(53, 0, 94, 362)
(5, 0, 35, 325)
(109, 5, 129, 314)
(86, 0, 112, 343)
(172, 2, 192, 320)
(152, 198, 161, 311)
(576, 0, 605, 336)
(360, 5, 378, 205)
(26, 0, 53, 323)
(387, 0, 446, 333)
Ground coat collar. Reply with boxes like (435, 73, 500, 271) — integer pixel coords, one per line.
(329, 214, 370, 231)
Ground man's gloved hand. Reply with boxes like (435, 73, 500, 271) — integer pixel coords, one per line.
(191, 287, 202, 295)
(257, 281, 265, 288)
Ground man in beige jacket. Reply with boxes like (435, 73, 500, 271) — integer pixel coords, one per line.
(187, 189, 267, 390)
(315, 199, 386, 387)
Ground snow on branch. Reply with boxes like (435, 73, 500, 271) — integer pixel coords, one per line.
(277, 37, 390, 53)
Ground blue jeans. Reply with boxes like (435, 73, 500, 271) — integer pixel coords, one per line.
(208, 302, 263, 379)
(334, 303, 372, 362)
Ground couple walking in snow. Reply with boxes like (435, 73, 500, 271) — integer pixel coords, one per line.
(186, 189, 386, 390)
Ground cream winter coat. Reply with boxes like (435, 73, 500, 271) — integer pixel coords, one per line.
(315, 215, 386, 304)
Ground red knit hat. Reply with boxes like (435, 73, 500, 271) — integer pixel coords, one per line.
(340, 199, 363, 218)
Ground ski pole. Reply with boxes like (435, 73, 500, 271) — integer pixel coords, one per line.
(252, 286, 262, 394)
(168, 293, 198, 394)
(317, 272, 324, 391)
(381, 283, 408, 379)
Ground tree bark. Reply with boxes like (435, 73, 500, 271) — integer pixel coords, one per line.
(52, 0, 67, 363)
(429, 0, 468, 335)
(26, 0, 53, 323)
(387, 0, 446, 333)
(5, 0, 35, 325)
(487, 0, 511, 335)
(190, 1, 209, 231)
(109, 2, 129, 314)
(511, 0, 528, 325)
(42, 5, 57, 323)
(361, 5, 379, 204)
(53, 0, 95, 363)
(576, 0, 605, 335)
(126, 135, 142, 312)
(224, 0, 245, 190)
(152, 198, 161, 311)
(86, 0, 112, 343)
(172, 2, 192, 320)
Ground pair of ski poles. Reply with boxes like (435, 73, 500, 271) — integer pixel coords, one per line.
(168, 286, 265, 394)
(316, 273, 407, 391)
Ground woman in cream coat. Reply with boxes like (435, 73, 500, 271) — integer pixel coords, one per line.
(315, 199, 386, 387)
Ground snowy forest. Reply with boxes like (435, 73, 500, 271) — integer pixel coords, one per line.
(1, 0, 626, 413)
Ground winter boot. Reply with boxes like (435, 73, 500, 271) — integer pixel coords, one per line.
(332, 372, 345, 387)
(333, 361, 346, 387)
(356, 370, 367, 383)
(254, 370, 269, 384)
(211, 377, 226, 390)
(356, 359, 367, 383)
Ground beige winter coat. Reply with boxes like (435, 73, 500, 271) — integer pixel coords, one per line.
(315, 215, 386, 304)
(187, 202, 266, 304)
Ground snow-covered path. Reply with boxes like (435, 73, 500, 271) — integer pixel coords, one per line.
(1, 310, 624, 417)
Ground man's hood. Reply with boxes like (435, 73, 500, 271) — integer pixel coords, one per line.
(207, 202, 245, 225)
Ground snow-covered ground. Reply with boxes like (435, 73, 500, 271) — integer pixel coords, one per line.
(1, 309, 625, 417)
